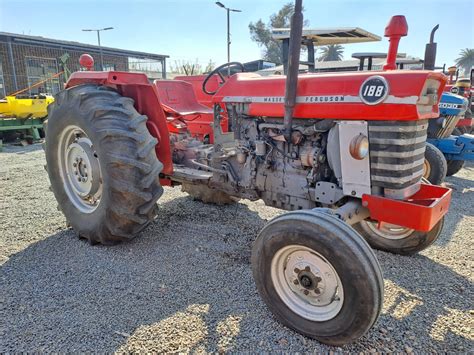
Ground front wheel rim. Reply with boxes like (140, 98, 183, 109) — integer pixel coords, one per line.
(271, 245, 344, 321)
(365, 221, 414, 240)
(423, 159, 431, 179)
(58, 125, 102, 213)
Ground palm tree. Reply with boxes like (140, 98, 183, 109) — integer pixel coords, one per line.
(455, 48, 474, 75)
(318, 45, 344, 61)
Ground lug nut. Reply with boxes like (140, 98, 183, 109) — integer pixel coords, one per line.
(77, 177, 81, 182)
(303, 290, 309, 295)
(294, 268, 300, 274)
(73, 162, 77, 167)
(293, 279, 299, 285)
(314, 288, 320, 294)
(304, 266, 310, 271)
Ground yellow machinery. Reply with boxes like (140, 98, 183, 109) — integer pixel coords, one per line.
(0, 95, 54, 149)
(0, 95, 54, 119)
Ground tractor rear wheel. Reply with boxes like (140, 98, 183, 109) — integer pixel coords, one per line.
(423, 143, 447, 185)
(452, 127, 467, 136)
(251, 209, 383, 346)
(182, 183, 238, 205)
(446, 159, 465, 176)
(353, 218, 444, 255)
(45, 85, 163, 244)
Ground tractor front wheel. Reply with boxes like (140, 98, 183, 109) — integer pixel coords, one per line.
(45, 85, 163, 244)
(423, 143, 447, 185)
(251, 209, 383, 346)
(446, 159, 465, 176)
(353, 218, 444, 255)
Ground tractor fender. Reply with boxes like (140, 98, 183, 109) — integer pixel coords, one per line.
(65, 71, 173, 174)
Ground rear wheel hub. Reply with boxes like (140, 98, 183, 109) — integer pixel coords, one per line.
(59, 126, 102, 213)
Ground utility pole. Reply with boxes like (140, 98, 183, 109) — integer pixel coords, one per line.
(215, 2, 241, 75)
(82, 27, 114, 71)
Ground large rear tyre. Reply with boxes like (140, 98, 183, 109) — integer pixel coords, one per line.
(452, 127, 467, 136)
(353, 217, 444, 255)
(423, 143, 447, 185)
(45, 85, 163, 244)
(446, 159, 465, 177)
(251, 209, 383, 346)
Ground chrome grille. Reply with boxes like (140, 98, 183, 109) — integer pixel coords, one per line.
(435, 114, 461, 139)
(368, 120, 428, 198)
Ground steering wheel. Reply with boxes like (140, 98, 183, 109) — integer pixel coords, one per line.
(202, 62, 245, 96)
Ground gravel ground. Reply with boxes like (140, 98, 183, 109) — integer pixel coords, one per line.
(0, 143, 473, 352)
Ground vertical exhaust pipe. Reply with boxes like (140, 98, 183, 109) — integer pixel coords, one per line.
(283, 0, 303, 142)
(424, 24, 439, 70)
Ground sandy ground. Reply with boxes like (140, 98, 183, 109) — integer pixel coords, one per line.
(0, 143, 473, 352)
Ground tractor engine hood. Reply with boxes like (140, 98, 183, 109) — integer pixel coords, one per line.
(439, 92, 469, 117)
(213, 70, 447, 121)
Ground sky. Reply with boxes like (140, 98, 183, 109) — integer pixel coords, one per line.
(0, 0, 473, 70)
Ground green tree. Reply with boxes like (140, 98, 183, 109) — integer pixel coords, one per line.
(318, 44, 344, 62)
(249, 3, 307, 65)
(455, 48, 474, 75)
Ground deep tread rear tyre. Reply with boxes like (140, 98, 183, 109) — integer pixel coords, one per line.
(251, 209, 383, 346)
(182, 183, 237, 205)
(353, 217, 444, 255)
(452, 127, 467, 136)
(423, 143, 447, 185)
(45, 85, 163, 244)
(446, 159, 465, 176)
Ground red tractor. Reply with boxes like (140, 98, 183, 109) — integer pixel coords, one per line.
(44, 1, 451, 345)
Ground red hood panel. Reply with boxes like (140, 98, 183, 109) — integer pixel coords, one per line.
(213, 71, 447, 121)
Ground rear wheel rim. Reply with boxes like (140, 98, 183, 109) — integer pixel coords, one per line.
(58, 125, 102, 213)
(271, 245, 344, 321)
(365, 221, 414, 240)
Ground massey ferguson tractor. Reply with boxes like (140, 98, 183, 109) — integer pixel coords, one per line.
(44, 0, 452, 346)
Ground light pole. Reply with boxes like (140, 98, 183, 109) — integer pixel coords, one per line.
(82, 27, 114, 71)
(215, 2, 241, 74)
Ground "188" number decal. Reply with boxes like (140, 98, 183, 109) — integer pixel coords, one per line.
(360, 76, 389, 105)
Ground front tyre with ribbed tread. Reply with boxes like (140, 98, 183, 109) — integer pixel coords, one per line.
(45, 85, 163, 244)
(252, 209, 383, 345)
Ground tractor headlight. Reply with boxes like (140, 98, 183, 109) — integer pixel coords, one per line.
(349, 134, 369, 160)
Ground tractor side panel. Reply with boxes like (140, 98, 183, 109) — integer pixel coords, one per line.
(66, 71, 173, 174)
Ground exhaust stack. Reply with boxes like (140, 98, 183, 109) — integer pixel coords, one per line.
(423, 24, 439, 70)
(283, 0, 303, 142)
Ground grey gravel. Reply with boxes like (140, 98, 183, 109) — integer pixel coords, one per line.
(0, 143, 473, 352)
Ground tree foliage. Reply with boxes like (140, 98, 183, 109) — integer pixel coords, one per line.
(318, 45, 344, 62)
(249, 3, 307, 65)
(455, 48, 474, 75)
(169, 59, 215, 75)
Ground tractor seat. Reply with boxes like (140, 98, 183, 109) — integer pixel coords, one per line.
(153, 80, 213, 116)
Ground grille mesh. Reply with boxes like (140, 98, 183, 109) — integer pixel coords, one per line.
(368, 120, 428, 190)
(436, 114, 461, 139)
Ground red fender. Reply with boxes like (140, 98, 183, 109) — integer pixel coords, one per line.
(66, 71, 173, 175)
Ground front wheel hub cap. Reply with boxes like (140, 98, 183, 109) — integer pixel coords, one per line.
(271, 245, 344, 321)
